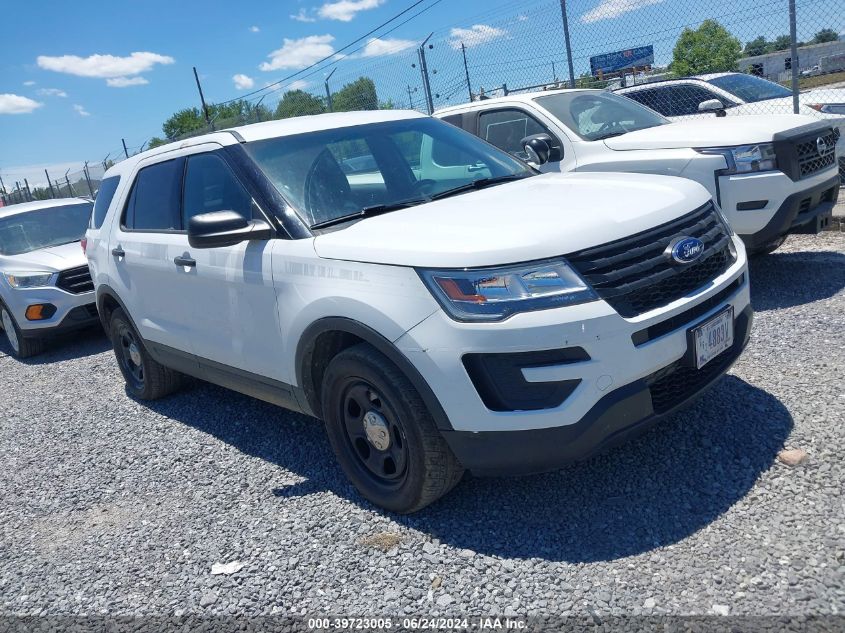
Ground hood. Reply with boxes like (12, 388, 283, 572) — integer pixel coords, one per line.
(313, 173, 711, 268)
(0, 241, 87, 273)
(603, 114, 822, 150)
(801, 88, 845, 106)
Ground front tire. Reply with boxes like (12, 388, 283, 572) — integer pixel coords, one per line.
(321, 344, 463, 513)
(109, 308, 185, 400)
(1, 305, 45, 359)
(752, 235, 787, 257)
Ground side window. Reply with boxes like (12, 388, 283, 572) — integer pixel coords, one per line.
(669, 85, 724, 116)
(123, 158, 183, 231)
(624, 88, 666, 115)
(90, 175, 120, 229)
(478, 109, 550, 159)
(182, 153, 254, 226)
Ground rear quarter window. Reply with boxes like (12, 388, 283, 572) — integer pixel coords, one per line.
(90, 176, 121, 229)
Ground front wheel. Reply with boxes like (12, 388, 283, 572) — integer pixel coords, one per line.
(109, 308, 185, 400)
(1, 306, 44, 359)
(752, 235, 787, 257)
(321, 344, 463, 513)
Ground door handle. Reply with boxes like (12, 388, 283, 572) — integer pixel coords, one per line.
(111, 246, 125, 257)
(174, 256, 196, 268)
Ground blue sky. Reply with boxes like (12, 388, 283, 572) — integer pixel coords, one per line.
(1, 0, 841, 188)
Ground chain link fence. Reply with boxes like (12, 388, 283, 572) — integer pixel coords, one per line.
(2, 0, 843, 207)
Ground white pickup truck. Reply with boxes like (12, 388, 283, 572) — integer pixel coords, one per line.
(436, 89, 840, 254)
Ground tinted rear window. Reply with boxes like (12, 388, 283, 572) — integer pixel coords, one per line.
(123, 158, 184, 231)
(90, 176, 120, 229)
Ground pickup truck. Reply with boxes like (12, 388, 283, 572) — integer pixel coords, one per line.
(436, 88, 840, 254)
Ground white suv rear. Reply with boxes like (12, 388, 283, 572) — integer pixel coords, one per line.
(87, 111, 751, 512)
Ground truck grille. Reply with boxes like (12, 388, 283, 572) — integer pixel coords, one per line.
(566, 203, 734, 318)
(56, 265, 94, 294)
(795, 130, 837, 179)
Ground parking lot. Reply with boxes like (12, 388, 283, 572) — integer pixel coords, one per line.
(0, 232, 843, 619)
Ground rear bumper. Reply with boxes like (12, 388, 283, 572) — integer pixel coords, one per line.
(442, 304, 752, 476)
(740, 174, 839, 251)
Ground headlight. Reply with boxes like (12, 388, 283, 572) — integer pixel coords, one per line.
(696, 144, 778, 175)
(418, 259, 597, 322)
(4, 272, 55, 288)
(807, 103, 845, 116)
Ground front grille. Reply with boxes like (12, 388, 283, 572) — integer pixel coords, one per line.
(56, 265, 93, 294)
(795, 131, 837, 179)
(566, 203, 734, 318)
(839, 157, 845, 184)
(646, 345, 735, 415)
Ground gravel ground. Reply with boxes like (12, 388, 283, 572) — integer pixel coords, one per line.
(0, 233, 843, 625)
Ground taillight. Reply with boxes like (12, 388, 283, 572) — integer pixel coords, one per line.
(81, 238, 88, 254)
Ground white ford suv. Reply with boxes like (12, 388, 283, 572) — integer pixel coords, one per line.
(436, 89, 840, 255)
(87, 110, 751, 512)
(0, 197, 99, 358)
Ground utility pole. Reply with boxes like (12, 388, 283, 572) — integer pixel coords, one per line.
(558, 0, 576, 88)
(44, 170, 56, 198)
(122, 138, 129, 159)
(65, 170, 75, 197)
(406, 85, 416, 109)
(23, 178, 33, 201)
(193, 66, 211, 125)
(0, 174, 7, 195)
(83, 162, 94, 197)
(416, 33, 435, 115)
(324, 67, 337, 112)
(788, 0, 800, 113)
(102, 153, 111, 172)
(460, 42, 473, 101)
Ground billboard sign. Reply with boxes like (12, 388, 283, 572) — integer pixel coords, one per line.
(590, 45, 654, 76)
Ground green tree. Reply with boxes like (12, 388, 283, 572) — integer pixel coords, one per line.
(275, 90, 326, 119)
(148, 136, 168, 149)
(162, 107, 207, 140)
(332, 77, 379, 112)
(671, 20, 742, 75)
(812, 29, 839, 44)
(744, 36, 770, 57)
(771, 34, 793, 51)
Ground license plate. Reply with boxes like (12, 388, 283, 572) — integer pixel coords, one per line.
(692, 307, 734, 369)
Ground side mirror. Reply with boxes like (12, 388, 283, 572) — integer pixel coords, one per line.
(698, 99, 727, 117)
(188, 210, 273, 249)
(521, 134, 559, 166)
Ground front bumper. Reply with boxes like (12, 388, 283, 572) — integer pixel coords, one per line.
(2, 285, 99, 337)
(395, 237, 750, 438)
(740, 173, 839, 252)
(442, 304, 752, 476)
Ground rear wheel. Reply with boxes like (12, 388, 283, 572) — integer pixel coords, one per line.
(1, 306, 45, 359)
(321, 343, 463, 513)
(109, 308, 185, 399)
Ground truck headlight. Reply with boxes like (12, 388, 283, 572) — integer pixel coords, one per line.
(4, 272, 55, 288)
(696, 144, 778, 175)
(418, 259, 597, 322)
(807, 103, 845, 115)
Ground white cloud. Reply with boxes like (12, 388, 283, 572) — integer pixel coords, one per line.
(36, 88, 67, 98)
(73, 104, 90, 116)
(36, 51, 174, 86)
(290, 8, 316, 22)
(260, 35, 335, 71)
(106, 76, 149, 87)
(318, 0, 384, 22)
(23, 80, 36, 86)
(286, 79, 310, 91)
(250, 25, 260, 32)
(581, 0, 665, 23)
(233, 73, 255, 89)
(359, 37, 416, 58)
(0, 94, 43, 114)
(448, 24, 507, 49)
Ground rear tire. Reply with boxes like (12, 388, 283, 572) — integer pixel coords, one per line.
(321, 343, 464, 513)
(1, 306, 45, 359)
(109, 307, 185, 400)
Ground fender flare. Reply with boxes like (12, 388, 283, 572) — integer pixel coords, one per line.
(295, 316, 453, 430)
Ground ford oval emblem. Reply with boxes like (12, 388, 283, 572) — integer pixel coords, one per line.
(666, 236, 705, 265)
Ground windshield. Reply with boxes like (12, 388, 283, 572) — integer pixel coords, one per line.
(0, 202, 93, 256)
(707, 74, 792, 103)
(534, 91, 668, 141)
(243, 117, 533, 228)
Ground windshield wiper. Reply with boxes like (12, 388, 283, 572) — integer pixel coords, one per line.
(429, 174, 529, 202)
(593, 131, 627, 141)
(310, 198, 429, 230)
